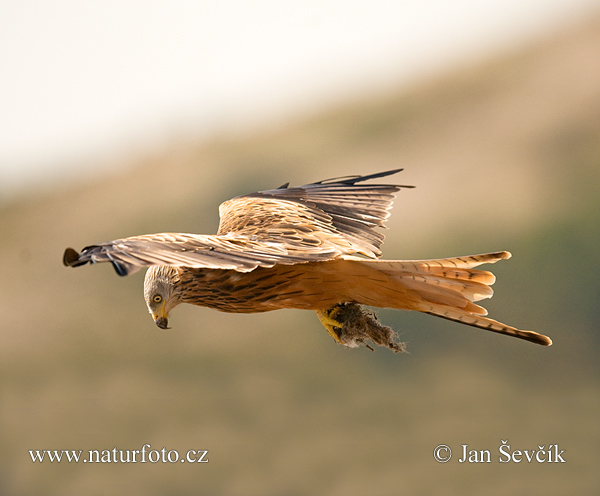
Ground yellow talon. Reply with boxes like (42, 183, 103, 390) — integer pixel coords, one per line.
(316, 306, 344, 344)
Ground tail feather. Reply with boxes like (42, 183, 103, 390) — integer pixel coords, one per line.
(424, 306, 552, 346)
(399, 274, 494, 303)
(353, 251, 552, 346)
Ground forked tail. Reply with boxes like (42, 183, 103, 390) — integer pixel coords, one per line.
(356, 251, 552, 346)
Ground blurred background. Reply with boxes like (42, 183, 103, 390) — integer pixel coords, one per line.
(1, 1, 600, 494)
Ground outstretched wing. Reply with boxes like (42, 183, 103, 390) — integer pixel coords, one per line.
(218, 169, 413, 258)
(63, 170, 413, 276)
(63, 232, 346, 276)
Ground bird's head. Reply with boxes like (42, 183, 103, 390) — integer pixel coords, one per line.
(144, 265, 182, 329)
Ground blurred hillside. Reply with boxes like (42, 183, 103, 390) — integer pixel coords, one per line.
(1, 14, 600, 496)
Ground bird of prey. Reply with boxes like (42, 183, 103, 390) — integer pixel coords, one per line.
(63, 169, 552, 349)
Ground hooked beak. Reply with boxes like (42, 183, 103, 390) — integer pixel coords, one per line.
(152, 303, 171, 330)
(154, 315, 170, 330)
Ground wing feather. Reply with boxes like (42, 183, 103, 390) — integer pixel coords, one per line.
(64, 170, 412, 275)
(218, 169, 413, 258)
(63, 233, 344, 276)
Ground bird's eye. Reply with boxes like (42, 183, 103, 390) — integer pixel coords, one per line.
(153, 295, 163, 304)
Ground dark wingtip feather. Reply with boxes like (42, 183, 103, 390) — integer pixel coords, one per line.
(315, 168, 414, 188)
(112, 262, 131, 277)
(334, 168, 404, 185)
(63, 247, 85, 267)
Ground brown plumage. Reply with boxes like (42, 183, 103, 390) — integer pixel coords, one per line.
(63, 169, 552, 350)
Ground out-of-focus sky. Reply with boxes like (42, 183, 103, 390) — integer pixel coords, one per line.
(1, 0, 598, 195)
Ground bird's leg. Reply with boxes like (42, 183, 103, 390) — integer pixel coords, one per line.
(315, 305, 345, 344)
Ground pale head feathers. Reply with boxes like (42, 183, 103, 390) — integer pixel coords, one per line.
(144, 265, 182, 316)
